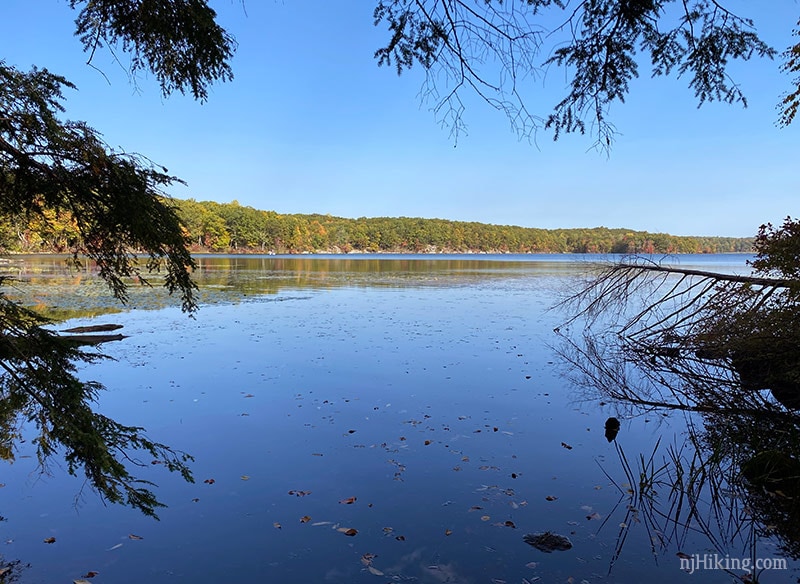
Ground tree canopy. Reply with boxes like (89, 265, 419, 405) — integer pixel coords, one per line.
(0, 0, 235, 517)
(373, 1, 798, 145)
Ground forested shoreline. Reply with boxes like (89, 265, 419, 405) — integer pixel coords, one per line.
(2, 198, 753, 255)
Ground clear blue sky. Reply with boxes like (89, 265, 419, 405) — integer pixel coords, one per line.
(1, 2, 798, 237)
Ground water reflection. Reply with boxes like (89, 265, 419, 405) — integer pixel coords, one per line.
(557, 261, 800, 581)
(1, 253, 779, 583)
(1, 254, 607, 320)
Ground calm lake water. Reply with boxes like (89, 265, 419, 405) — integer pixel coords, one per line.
(1, 253, 793, 583)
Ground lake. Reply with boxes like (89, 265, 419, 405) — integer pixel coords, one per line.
(0, 253, 793, 583)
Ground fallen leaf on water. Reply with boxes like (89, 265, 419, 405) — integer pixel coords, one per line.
(337, 527, 358, 536)
(561, 442, 573, 450)
(191, 498, 200, 503)
(361, 552, 377, 566)
(339, 496, 357, 505)
(273, 522, 282, 529)
(43, 537, 56, 544)
(424, 440, 432, 446)
(288, 490, 311, 497)
(676, 551, 691, 560)
(382, 527, 394, 534)
(469, 506, 483, 512)
(491, 579, 506, 584)
(300, 516, 312, 523)
(545, 496, 558, 501)
(73, 580, 92, 584)
(525, 562, 539, 569)
(128, 534, 143, 540)
(312, 453, 323, 456)
(586, 512, 601, 520)
(395, 535, 405, 541)
(244, 393, 254, 398)
(241, 475, 250, 481)
(445, 529, 453, 536)
(311, 521, 333, 526)
(203, 478, 215, 485)
(480, 515, 491, 521)
(107, 543, 123, 551)
(504, 520, 516, 528)
(83, 572, 99, 578)
(367, 566, 384, 576)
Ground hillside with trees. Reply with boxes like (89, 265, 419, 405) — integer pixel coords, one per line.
(0, 198, 752, 256)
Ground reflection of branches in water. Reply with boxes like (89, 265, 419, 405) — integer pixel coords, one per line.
(595, 431, 761, 579)
(557, 259, 798, 416)
(557, 258, 800, 577)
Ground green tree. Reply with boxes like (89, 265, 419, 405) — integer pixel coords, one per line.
(0, 1, 234, 516)
(373, 1, 792, 148)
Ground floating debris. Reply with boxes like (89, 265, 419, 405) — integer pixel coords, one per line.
(523, 532, 573, 553)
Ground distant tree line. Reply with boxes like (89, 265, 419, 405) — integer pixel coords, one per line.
(0, 198, 753, 255)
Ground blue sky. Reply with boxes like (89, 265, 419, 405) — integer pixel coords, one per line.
(1, 2, 798, 237)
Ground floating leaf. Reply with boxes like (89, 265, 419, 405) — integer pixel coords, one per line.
(586, 512, 601, 521)
(382, 527, 394, 534)
(312, 453, 323, 456)
(191, 498, 200, 503)
(367, 566, 384, 576)
(128, 534, 143, 540)
(469, 506, 483, 512)
(240, 475, 250, 481)
(107, 543, 123, 551)
(311, 521, 333, 526)
(244, 393, 254, 398)
(300, 516, 312, 523)
(424, 440, 432, 446)
(361, 552, 377, 566)
(504, 520, 516, 528)
(288, 490, 311, 497)
(43, 537, 56, 544)
(561, 442, 573, 450)
(273, 522, 282, 529)
(445, 529, 453, 536)
(339, 496, 357, 505)
(480, 515, 491, 521)
(203, 478, 216, 485)
(545, 496, 558, 501)
(74, 580, 92, 584)
(337, 527, 358, 536)
(395, 535, 405, 541)
(676, 551, 692, 560)
(83, 572, 99, 579)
